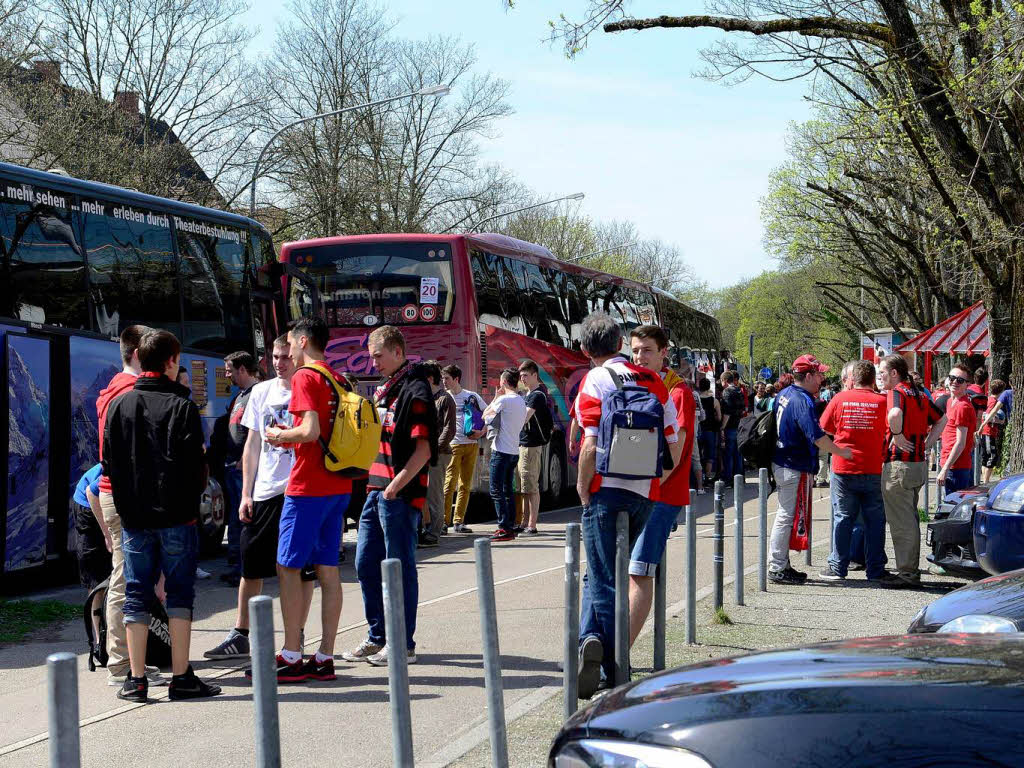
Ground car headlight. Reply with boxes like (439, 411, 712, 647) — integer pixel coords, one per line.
(937, 614, 1019, 634)
(948, 499, 976, 522)
(990, 479, 1024, 512)
(554, 739, 712, 768)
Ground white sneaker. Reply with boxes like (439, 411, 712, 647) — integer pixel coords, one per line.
(367, 645, 417, 667)
(341, 638, 383, 662)
(195, 566, 211, 580)
(107, 665, 168, 686)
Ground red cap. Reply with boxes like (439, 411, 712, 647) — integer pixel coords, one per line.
(791, 354, 830, 374)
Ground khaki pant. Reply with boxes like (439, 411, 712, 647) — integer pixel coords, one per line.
(444, 443, 478, 525)
(426, 453, 452, 537)
(882, 461, 926, 577)
(99, 491, 129, 675)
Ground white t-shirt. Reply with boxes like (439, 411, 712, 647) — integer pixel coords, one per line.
(450, 388, 487, 445)
(240, 378, 295, 501)
(487, 392, 528, 456)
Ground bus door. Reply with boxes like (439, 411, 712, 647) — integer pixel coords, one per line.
(3, 330, 54, 576)
(251, 263, 321, 368)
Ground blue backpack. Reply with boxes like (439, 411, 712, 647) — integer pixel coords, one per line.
(595, 367, 667, 480)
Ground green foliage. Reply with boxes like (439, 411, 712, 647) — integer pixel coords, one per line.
(0, 599, 80, 644)
(713, 606, 733, 625)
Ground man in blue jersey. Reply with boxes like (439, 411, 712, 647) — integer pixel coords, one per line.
(768, 355, 851, 585)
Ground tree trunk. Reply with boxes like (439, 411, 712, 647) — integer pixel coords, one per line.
(987, 285, 1013, 382)
(1006, 260, 1024, 473)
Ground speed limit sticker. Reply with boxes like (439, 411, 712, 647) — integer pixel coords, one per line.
(420, 304, 437, 322)
(401, 304, 419, 321)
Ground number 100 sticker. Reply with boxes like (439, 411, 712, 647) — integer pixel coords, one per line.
(419, 305, 437, 322)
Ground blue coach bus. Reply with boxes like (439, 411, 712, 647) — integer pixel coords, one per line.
(0, 162, 300, 589)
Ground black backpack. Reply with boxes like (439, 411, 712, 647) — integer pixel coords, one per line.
(532, 393, 554, 445)
(737, 410, 777, 488)
(84, 578, 173, 671)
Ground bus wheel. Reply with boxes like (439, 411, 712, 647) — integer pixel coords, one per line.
(545, 448, 564, 505)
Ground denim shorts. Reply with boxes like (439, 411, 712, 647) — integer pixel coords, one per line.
(277, 494, 350, 569)
(629, 501, 681, 577)
(122, 524, 199, 624)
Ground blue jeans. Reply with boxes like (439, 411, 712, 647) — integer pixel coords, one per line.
(945, 468, 973, 494)
(629, 501, 681, 577)
(355, 490, 420, 650)
(223, 464, 243, 567)
(722, 429, 742, 482)
(122, 524, 198, 624)
(489, 451, 519, 531)
(580, 486, 653, 683)
(828, 473, 886, 579)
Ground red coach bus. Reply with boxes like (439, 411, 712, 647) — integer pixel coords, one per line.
(278, 232, 720, 499)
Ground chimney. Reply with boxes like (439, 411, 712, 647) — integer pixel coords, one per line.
(114, 90, 139, 116)
(33, 59, 61, 83)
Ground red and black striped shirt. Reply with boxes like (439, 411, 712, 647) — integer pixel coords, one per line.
(367, 364, 431, 510)
(885, 383, 944, 463)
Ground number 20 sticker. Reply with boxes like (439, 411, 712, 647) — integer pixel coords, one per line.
(401, 304, 419, 321)
(419, 304, 437, 322)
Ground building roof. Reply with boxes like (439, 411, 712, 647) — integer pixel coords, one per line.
(894, 301, 989, 355)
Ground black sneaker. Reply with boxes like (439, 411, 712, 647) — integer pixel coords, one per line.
(577, 636, 603, 700)
(116, 674, 149, 703)
(490, 528, 516, 542)
(512, 525, 525, 533)
(783, 566, 808, 581)
(418, 532, 439, 548)
(245, 654, 308, 683)
(818, 565, 844, 581)
(168, 667, 222, 700)
(768, 568, 805, 585)
(299, 656, 336, 681)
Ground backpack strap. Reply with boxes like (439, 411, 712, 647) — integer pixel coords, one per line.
(301, 363, 343, 464)
(605, 365, 625, 391)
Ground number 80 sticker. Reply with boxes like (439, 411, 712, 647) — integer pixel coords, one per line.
(401, 304, 419, 322)
(419, 305, 437, 322)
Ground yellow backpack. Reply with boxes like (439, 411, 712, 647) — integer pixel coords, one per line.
(301, 361, 382, 477)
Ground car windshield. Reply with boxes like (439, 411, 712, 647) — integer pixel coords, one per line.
(289, 241, 455, 326)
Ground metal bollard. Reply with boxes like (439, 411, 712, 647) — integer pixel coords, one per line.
(685, 493, 697, 644)
(734, 475, 744, 606)
(758, 468, 768, 592)
(249, 596, 281, 768)
(382, 558, 414, 767)
(47, 652, 79, 768)
(713, 481, 724, 611)
(475, 539, 509, 768)
(805, 476, 813, 566)
(974, 441, 982, 485)
(563, 522, 581, 718)
(654, 550, 666, 671)
(614, 510, 629, 686)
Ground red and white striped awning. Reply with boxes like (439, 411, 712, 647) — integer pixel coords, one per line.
(894, 301, 989, 355)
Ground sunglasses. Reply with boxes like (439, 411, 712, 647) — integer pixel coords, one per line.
(949, 375, 969, 385)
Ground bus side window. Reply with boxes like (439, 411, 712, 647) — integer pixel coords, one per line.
(83, 198, 178, 336)
(0, 184, 89, 329)
(470, 249, 502, 324)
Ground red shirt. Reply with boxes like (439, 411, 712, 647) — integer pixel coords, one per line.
(885, 383, 944, 463)
(286, 365, 353, 497)
(660, 376, 696, 507)
(819, 388, 888, 475)
(96, 372, 138, 494)
(368, 364, 432, 511)
(941, 395, 978, 471)
(982, 395, 1003, 436)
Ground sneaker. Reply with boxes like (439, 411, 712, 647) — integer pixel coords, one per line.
(116, 674, 148, 703)
(879, 572, 921, 588)
(490, 528, 516, 542)
(367, 645, 418, 667)
(204, 630, 250, 659)
(195, 566, 211, 580)
(453, 524, 473, 533)
(849, 562, 866, 572)
(274, 654, 308, 683)
(168, 666, 223, 700)
(418, 532, 439, 548)
(107, 665, 168, 687)
(768, 568, 806, 585)
(520, 527, 538, 536)
(783, 566, 808, 581)
(512, 525, 525, 533)
(577, 636, 603, 700)
(441, 524, 449, 535)
(818, 565, 844, 581)
(341, 638, 384, 662)
(299, 656, 337, 681)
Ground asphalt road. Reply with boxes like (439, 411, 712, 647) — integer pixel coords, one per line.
(0, 480, 954, 767)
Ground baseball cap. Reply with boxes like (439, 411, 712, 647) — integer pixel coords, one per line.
(791, 354, 830, 374)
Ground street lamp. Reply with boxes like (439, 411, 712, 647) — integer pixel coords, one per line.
(576, 241, 637, 261)
(248, 83, 451, 218)
(467, 192, 585, 232)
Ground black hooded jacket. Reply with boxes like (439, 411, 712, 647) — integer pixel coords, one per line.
(102, 373, 206, 529)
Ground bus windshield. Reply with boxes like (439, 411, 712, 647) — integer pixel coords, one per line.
(290, 241, 455, 326)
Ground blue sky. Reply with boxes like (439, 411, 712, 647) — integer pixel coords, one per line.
(244, 0, 811, 288)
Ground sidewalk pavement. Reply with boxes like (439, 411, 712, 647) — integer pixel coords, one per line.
(0, 478, 969, 767)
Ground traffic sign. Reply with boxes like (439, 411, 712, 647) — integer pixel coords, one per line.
(419, 304, 437, 322)
(759, 366, 774, 380)
(401, 304, 418, 322)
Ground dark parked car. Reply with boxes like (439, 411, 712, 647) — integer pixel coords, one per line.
(926, 482, 992, 577)
(550, 635, 1024, 768)
(909, 567, 1024, 634)
(973, 473, 1024, 575)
